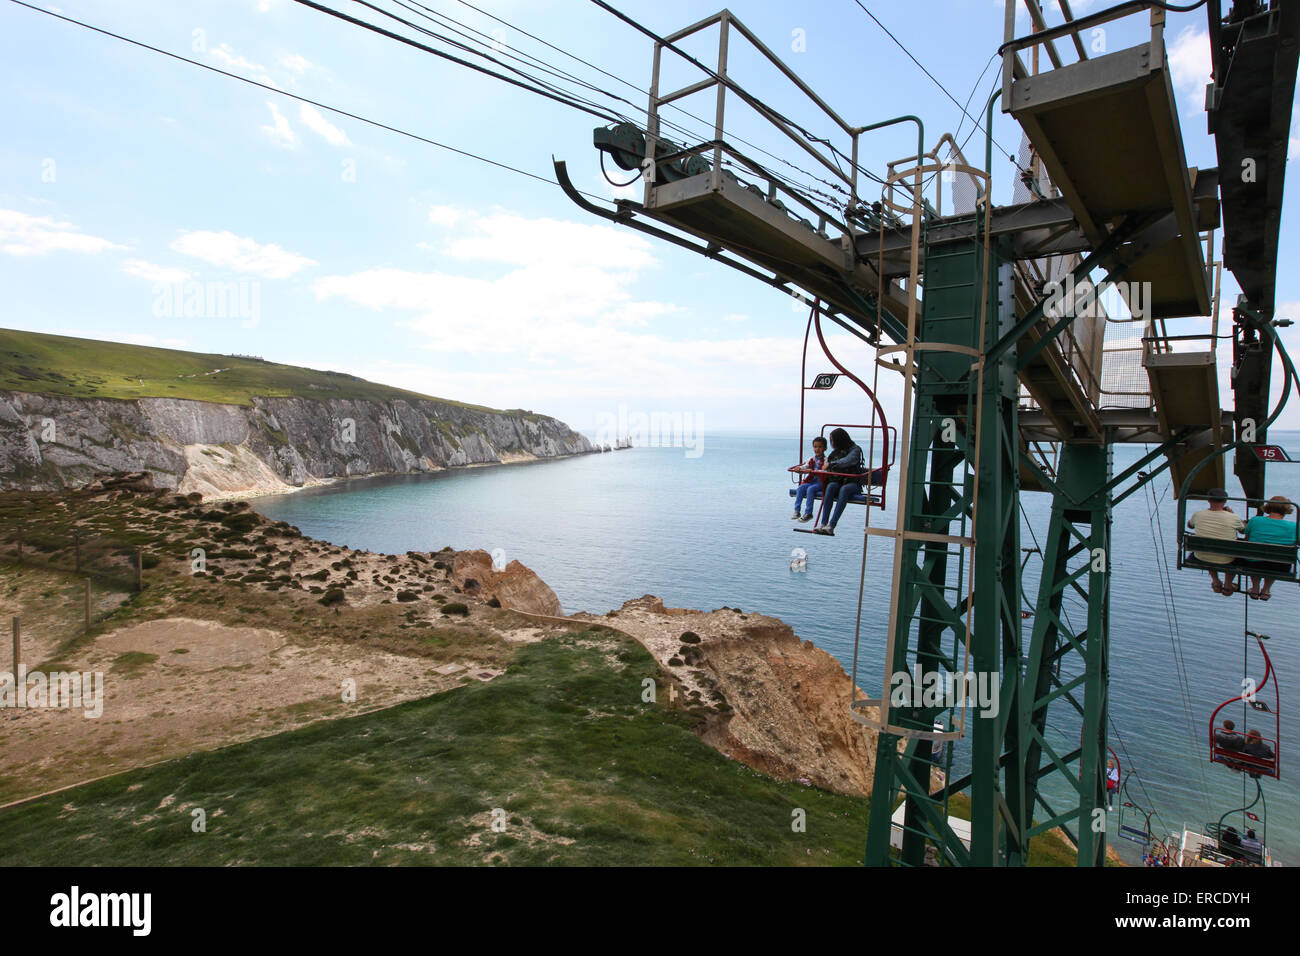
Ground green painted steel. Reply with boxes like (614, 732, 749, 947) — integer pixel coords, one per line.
(862, 232, 1024, 866)
(1016, 443, 1113, 867)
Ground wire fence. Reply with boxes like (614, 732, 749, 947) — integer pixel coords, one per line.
(4, 527, 148, 595)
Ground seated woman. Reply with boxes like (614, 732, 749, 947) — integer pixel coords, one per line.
(1242, 729, 1275, 778)
(1243, 495, 1296, 600)
(814, 428, 865, 536)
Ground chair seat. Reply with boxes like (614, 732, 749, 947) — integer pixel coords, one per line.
(1183, 535, 1299, 582)
(789, 487, 880, 506)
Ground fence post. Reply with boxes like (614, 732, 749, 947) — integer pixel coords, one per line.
(84, 578, 91, 633)
(10, 617, 18, 675)
(136, 549, 143, 591)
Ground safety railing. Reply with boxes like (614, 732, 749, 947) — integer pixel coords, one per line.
(643, 10, 926, 255)
(1001, 0, 1171, 105)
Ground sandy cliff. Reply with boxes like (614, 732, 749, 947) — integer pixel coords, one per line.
(573, 596, 880, 797)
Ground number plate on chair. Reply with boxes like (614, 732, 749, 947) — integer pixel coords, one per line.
(1251, 444, 1292, 462)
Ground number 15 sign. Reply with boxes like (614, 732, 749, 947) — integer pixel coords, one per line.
(1251, 444, 1293, 462)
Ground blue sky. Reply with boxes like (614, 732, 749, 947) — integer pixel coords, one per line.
(1, 0, 1297, 434)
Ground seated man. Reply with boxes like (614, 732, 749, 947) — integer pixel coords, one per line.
(1186, 489, 1244, 595)
(1213, 718, 1244, 752)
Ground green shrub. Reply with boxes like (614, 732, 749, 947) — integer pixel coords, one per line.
(679, 631, 701, 644)
(441, 602, 469, 616)
(487, 597, 501, 608)
(396, 590, 419, 602)
(319, 588, 345, 606)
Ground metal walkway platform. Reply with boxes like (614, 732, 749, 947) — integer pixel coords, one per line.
(1002, 4, 1212, 320)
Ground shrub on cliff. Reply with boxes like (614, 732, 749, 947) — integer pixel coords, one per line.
(219, 512, 260, 534)
(319, 588, 345, 606)
(396, 590, 418, 602)
(679, 631, 701, 644)
(441, 602, 469, 616)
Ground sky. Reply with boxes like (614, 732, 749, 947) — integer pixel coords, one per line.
(1, 0, 1298, 436)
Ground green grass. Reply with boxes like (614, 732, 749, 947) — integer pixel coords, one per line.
(111, 651, 159, 677)
(0, 629, 871, 865)
(0, 327, 501, 410)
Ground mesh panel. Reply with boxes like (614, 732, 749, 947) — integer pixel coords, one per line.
(942, 144, 979, 216)
(1098, 318, 1154, 408)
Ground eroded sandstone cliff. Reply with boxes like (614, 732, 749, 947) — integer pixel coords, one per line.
(577, 596, 881, 798)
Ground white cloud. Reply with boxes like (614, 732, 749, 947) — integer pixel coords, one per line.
(210, 43, 268, 78)
(428, 205, 466, 227)
(298, 103, 350, 146)
(440, 212, 657, 271)
(121, 258, 193, 284)
(312, 211, 661, 356)
(721, 312, 748, 323)
(171, 230, 316, 278)
(280, 53, 312, 74)
(260, 101, 297, 148)
(0, 209, 124, 257)
(308, 208, 909, 423)
(1168, 25, 1212, 114)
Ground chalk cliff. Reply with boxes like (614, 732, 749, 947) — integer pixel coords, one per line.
(0, 390, 593, 498)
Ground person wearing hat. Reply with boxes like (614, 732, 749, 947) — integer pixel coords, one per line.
(1186, 488, 1244, 595)
(1243, 495, 1296, 600)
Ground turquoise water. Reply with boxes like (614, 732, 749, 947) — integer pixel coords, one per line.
(253, 433, 1300, 865)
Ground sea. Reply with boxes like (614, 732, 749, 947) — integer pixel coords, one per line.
(253, 430, 1300, 866)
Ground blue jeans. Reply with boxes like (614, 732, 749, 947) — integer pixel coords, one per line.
(822, 481, 862, 528)
(793, 479, 823, 516)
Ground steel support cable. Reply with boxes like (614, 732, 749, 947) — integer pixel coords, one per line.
(1152, 476, 1214, 822)
(384, 5, 654, 126)
(587, 0, 889, 189)
(390, 0, 735, 155)
(1024, 498, 1174, 840)
(289, 0, 625, 123)
(400, 0, 635, 101)
(849, 0, 1033, 182)
(384, 0, 863, 211)
(5, 0, 609, 203)
(452, 0, 860, 201)
(1145, 476, 1216, 822)
(1038, 711, 1170, 836)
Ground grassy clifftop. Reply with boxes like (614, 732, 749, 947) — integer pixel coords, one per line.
(0, 327, 502, 411)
